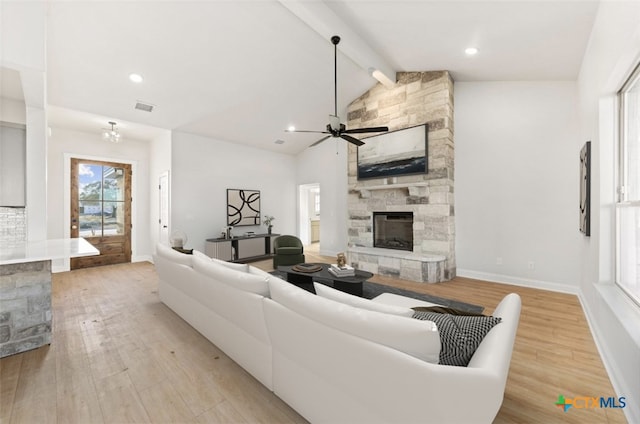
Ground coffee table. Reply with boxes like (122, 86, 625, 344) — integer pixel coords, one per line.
(277, 263, 373, 296)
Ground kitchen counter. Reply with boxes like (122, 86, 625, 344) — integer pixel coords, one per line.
(0, 238, 99, 265)
(0, 238, 99, 358)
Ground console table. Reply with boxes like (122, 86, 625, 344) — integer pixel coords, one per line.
(205, 233, 280, 263)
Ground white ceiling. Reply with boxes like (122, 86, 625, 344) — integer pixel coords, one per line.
(43, 0, 600, 154)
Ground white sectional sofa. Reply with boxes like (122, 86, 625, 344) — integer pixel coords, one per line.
(153, 243, 521, 423)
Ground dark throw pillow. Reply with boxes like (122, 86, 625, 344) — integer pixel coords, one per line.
(413, 311, 501, 366)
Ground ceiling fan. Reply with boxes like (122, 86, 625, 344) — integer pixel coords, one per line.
(286, 35, 389, 147)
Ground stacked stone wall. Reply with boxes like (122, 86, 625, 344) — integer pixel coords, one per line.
(0, 260, 52, 357)
(347, 71, 456, 281)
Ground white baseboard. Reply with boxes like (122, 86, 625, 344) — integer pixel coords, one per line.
(319, 249, 339, 258)
(456, 269, 579, 294)
(52, 264, 68, 273)
(133, 255, 153, 263)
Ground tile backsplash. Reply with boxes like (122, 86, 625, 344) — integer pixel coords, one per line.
(0, 207, 26, 245)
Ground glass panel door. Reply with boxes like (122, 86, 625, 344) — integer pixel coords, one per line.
(77, 164, 125, 237)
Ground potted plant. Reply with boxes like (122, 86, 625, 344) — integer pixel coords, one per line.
(263, 215, 275, 234)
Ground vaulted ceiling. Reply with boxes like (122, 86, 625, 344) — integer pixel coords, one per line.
(44, 1, 600, 154)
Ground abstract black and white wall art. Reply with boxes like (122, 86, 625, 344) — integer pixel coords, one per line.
(579, 141, 591, 236)
(227, 189, 261, 226)
(357, 124, 428, 180)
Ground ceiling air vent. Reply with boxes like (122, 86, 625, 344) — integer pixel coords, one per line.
(134, 101, 154, 112)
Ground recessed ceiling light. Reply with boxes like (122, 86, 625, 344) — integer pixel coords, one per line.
(129, 73, 144, 83)
(287, 125, 295, 132)
(465, 47, 479, 56)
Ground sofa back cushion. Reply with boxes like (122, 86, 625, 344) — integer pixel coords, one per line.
(269, 276, 440, 363)
(313, 283, 414, 317)
(192, 250, 250, 272)
(156, 242, 193, 266)
(192, 252, 270, 297)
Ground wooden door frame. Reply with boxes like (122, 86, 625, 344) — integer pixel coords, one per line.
(63, 153, 139, 271)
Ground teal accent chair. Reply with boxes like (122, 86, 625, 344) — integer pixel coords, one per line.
(273, 235, 305, 268)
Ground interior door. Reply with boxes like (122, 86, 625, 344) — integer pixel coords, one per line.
(70, 158, 132, 269)
(159, 171, 169, 245)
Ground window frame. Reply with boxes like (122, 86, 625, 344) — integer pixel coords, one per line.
(616, 60, 640, 307)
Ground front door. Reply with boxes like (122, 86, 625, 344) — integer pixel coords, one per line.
(70, 158, 132, 269)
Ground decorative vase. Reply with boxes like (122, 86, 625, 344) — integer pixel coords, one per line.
(268, 226, 272, 234)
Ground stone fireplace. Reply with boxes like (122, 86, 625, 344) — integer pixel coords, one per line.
(373, 212, 413, 251)
(346, 71, 455, 283)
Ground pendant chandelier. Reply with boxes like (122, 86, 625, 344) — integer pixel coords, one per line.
(102, 121, 122, 143)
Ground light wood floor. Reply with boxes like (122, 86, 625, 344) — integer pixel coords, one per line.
(0, 253, 628, 424)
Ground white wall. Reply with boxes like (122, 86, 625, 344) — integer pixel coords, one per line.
(0, 98, 26, 124)
(148, 130, 172, 251)
(171, 131, 297, 253)
(1, 1, 48, 241)
(47, 127, 152, 268)
(455, 81, 580, 292)
(576, 2, 640, 422)
(296, 139, 348, 256)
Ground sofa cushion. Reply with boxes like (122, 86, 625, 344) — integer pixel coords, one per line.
(413, 311, 502, 366)
(192, 250, 250, 272)
(313, 283, 414, 317)
(276, 247, 303, 255)
(248, 265, 272, 278)
(192, 252, 269, 297)
(156, 242, 193, 266)
(269, 276, 440, 363)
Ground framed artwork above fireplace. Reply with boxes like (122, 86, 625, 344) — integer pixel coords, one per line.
(357, 124, 428, 180)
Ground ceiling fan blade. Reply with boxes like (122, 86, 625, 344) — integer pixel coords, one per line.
(309, 135, 331, 147)
(341, 134, 365, 146)
(286, 129, 330, 134)
(344, 126, 389, 134)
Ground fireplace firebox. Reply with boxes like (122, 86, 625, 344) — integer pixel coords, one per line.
(373, 212, 413, 251)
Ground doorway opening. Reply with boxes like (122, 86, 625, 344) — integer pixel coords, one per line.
(298, 183, 320, 252)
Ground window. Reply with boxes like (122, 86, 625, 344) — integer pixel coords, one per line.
(617, 62, 640, 305)
(78, 163, 126, 237)
(314, 192, 320, 215)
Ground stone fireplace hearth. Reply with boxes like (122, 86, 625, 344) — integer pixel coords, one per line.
(346, 71, 455, 283)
